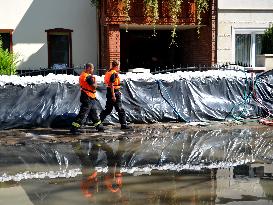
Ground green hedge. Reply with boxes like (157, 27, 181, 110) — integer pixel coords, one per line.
(261, 25, 273, 54)
(0, 39, 18, 75)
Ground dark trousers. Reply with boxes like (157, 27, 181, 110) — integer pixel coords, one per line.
(73, 92, 101, 127)
(100, 89, 127, 125)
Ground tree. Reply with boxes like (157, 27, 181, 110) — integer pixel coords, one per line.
(0, 39, 19, 75)
(261, 25, 273, 54)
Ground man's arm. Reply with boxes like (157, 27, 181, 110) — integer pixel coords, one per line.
(86, 75, 97, 89)
(110, 73, 116, 101)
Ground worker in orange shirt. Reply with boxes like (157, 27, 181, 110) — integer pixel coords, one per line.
(100, 60, 131, 130)
(70, 63, 104, 134)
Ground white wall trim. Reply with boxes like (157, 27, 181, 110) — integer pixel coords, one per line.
(231, 26, 235, 64)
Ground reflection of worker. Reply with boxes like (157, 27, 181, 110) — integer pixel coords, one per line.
(73, 140, 125, 202)
(70, 63, 104, 134)
(100, 60, 131, 130)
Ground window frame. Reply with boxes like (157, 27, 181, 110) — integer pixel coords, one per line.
(232, 27, 266, 67)
(0, 29, 14, 52)
(45, 28, 73, 68)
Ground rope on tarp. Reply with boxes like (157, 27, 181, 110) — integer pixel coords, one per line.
(225, 69, 273, 122)
(156, 80, 189, 122)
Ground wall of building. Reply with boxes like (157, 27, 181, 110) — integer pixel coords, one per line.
(0, 0, 98, 70)
(182, 27, 212, 66)
(217, 0, 273, 65)
(100, 0, 217, 69)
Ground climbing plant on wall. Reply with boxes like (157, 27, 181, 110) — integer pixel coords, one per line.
(144, 0, 159, 36)
(195, 0, 209, 34)
(90, 0, 210, 41)
(123, 0, 131, 29)
(168, 0, 182, 45)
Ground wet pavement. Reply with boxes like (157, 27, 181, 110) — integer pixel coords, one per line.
(0, 121, 272, 145)
(1, 121, 273, 204)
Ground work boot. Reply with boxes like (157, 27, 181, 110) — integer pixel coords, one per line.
(96, 124, 105, 132)
(120, 124, 133, 130)
(70, 122, 81, 135)
(70, 127, 81, 135)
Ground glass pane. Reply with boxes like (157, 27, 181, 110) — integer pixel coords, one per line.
(255, 34, 263, 67)
(0, 33, 11, 52)
(235, 34, 251, 67)
(49, 34, 69, 69)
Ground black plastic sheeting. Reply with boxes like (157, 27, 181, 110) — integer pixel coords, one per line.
(0, 71, 273, 129)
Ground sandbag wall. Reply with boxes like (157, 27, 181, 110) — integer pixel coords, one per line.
(0, 75, 273, 130)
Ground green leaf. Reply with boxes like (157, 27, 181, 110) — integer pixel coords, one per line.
(0, 39, 19, 75)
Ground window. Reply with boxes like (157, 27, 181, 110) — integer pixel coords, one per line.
(233, 28, 265, 67)
(235, 34, 251, 67)
(255, 34, 263, 66)
(0, 29, 13, 52)
(45, 28, 73, 68)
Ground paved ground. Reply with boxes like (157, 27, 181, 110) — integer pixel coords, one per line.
(0, 120, 272, 145)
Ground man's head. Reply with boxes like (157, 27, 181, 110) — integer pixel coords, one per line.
(85, 63, 94, 74)
(112, 60, 120, 72)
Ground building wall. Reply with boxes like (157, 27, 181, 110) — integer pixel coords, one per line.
(182, 27, 212, 66)
(217, 0, 273, 65)
(182, 0, 217, 66)
(0, 0, 98, 70)
(100, 0, 217, 69)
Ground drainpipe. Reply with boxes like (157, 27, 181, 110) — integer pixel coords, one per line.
(96, 2, 100, 75)
(97, 0, 105, 76)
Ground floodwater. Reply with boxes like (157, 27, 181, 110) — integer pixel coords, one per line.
(1, 122, 273, 205)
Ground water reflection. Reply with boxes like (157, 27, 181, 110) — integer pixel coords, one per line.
(216, 165, 273, 204)
(1, 126, 273, 204)
(2, 126, 273, 179)
(1, 165, 273, 205)
(74, 141, 125, 203)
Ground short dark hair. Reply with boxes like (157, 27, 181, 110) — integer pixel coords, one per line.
(112, 60, 120, 67)
(85, 63, 94, 69)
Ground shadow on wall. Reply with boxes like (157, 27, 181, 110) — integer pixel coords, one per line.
(12, 0, 59, 69)
(18, 44, 47, 69)
(12, 0, 93, 69)
(13, 0, 82, 44)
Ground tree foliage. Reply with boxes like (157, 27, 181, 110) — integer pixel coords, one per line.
(0, 39, 19, 75)
(261, 25, 273, 54)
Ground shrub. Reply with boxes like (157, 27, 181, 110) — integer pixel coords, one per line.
(0, 39, 19, 75)
(261, 25, 273, 54)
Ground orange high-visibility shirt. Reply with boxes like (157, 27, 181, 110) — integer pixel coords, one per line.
(104, 69, 121, 89)
(79, 71, 96, 98)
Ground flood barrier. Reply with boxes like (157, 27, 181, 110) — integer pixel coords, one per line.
(1, 71, 273, 129)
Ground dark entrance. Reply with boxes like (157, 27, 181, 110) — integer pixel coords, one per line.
(120, 30, 183, 73)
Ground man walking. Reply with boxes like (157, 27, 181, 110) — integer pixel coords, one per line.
(100, 60, 131, 130)
(70, 63, 104, 134)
